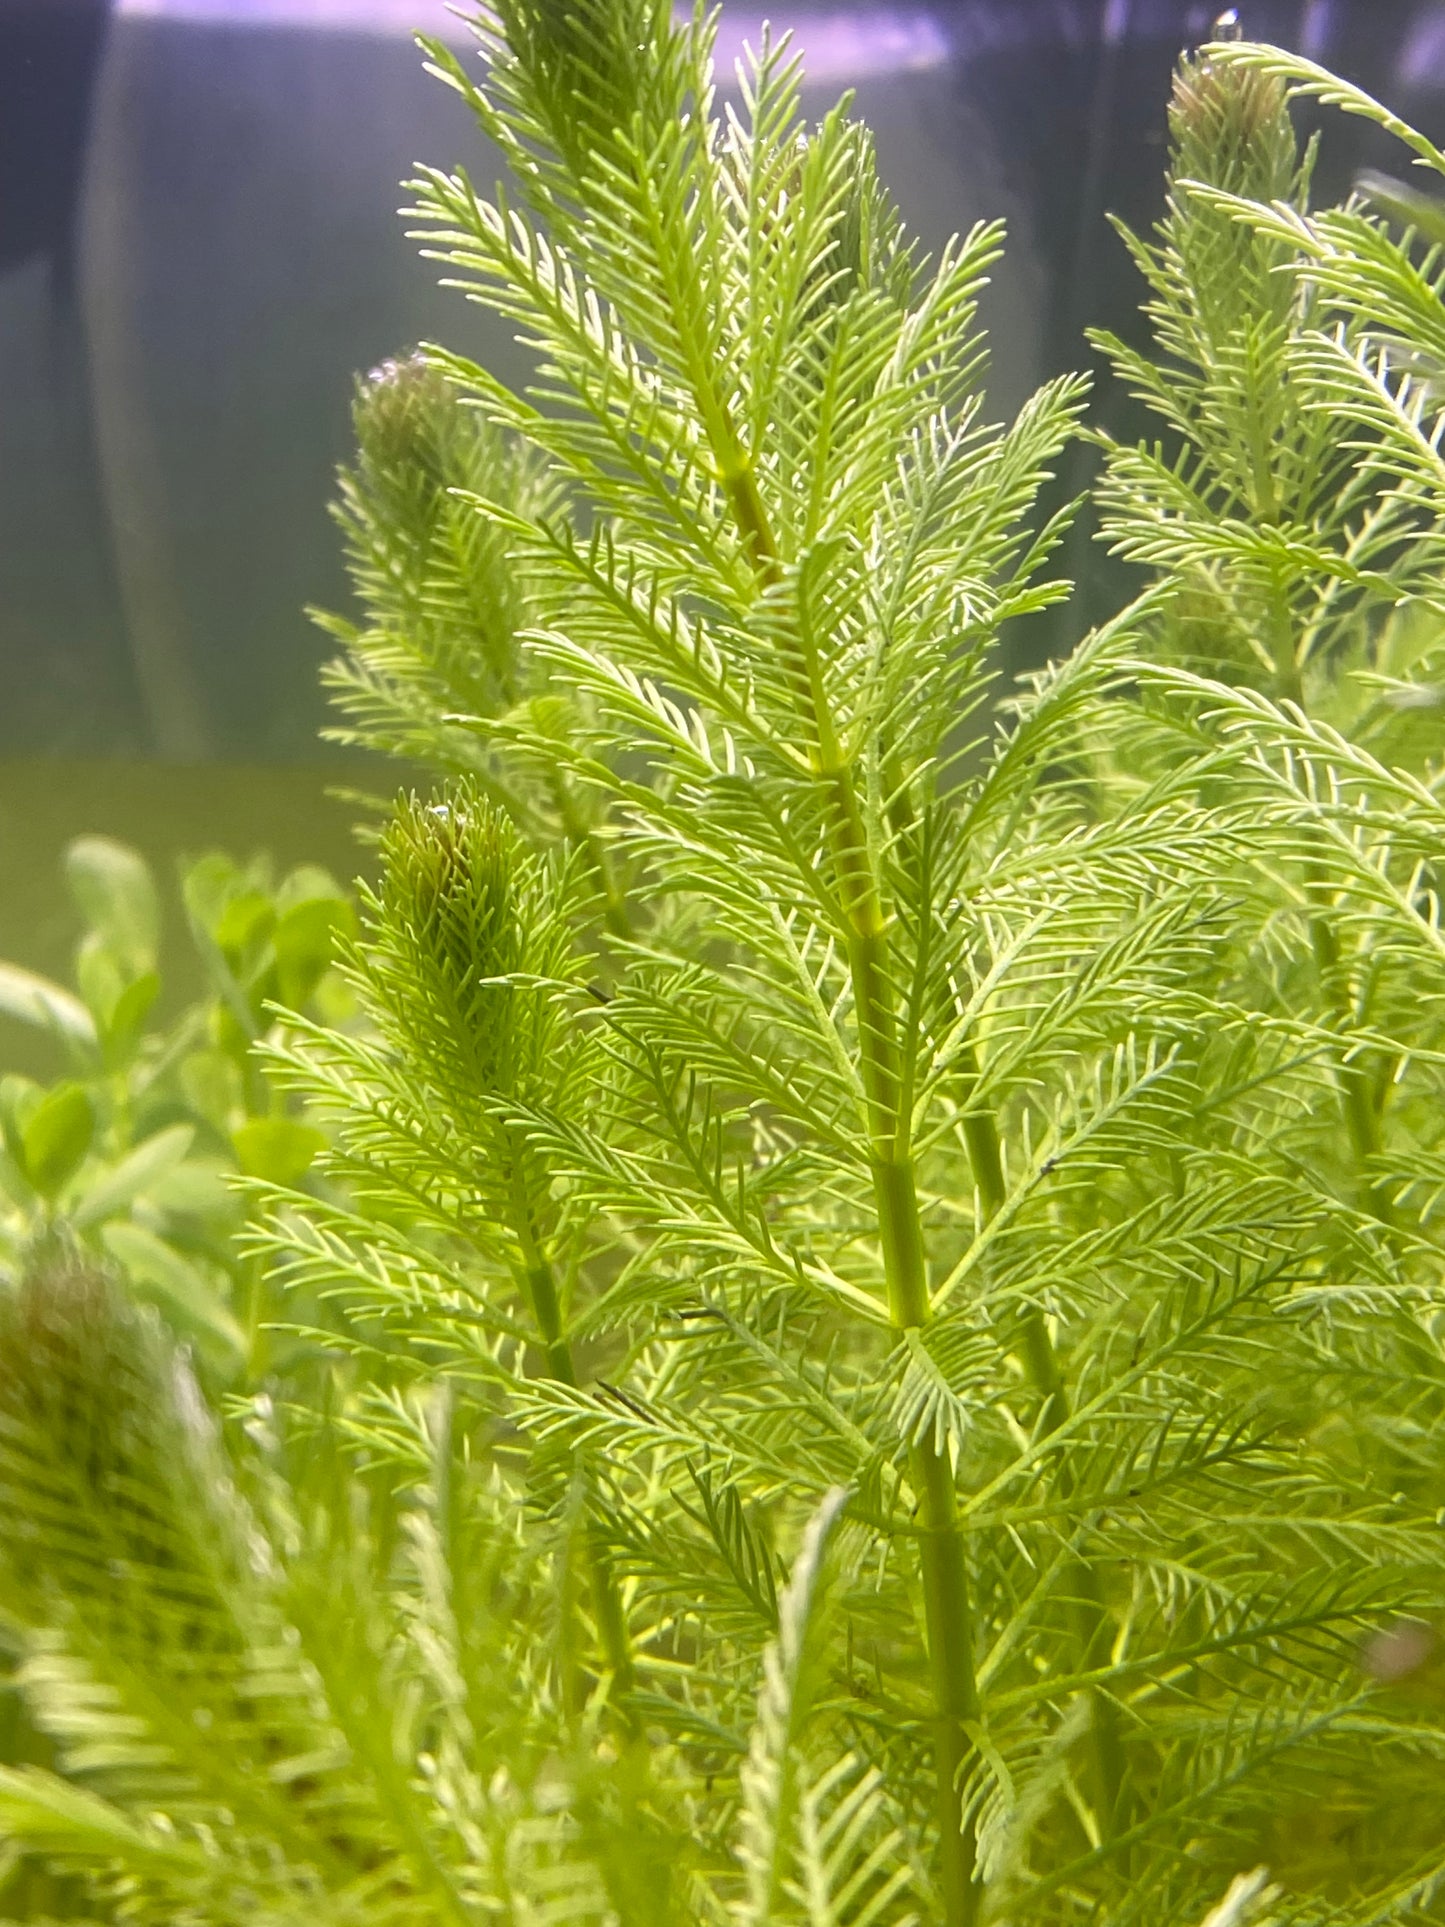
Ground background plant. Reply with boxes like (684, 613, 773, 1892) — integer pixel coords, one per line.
(1089, 43, 1445, 1905)
(0, 834, 354, 1374)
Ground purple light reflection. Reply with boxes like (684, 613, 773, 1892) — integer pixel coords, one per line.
(713, 10, 951, 84)
(116, 0, 952, 81)
(1401, 5, 1445, 92)
(1297, 0, 1337, 62)
(117, 0, 468, 28)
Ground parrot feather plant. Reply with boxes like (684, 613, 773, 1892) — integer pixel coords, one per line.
(1089, 38, 1445, 1908)
(2, 12, 1444, 1927)
(1091, 32, 1445, 1238)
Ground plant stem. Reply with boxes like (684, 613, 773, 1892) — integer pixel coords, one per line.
(243, 1251, 270, 1382)
(1266, 608, 1396, 1231)
(547, 771, 632, 942)
(507, 1143, 637, 1706)
(511, 1154, 576, 1385)
(823, 767, 981, 1927)
(957, 1055, 1126, 1838)
(912, 1440, 980, 1927)
(1304, 867, 1396, 1230)
(722, 421, 979, 1918)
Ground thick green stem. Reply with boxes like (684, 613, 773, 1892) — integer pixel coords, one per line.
(723, 460, 781, 583)
(875, 1152, 931, 1324)
(827, 772, 980, 1927)
(913, 1441, 981, 1927)
(723, 426, 977, 1916)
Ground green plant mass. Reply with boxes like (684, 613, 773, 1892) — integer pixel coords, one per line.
(5, 11, 1445, 1925)
(0, 836, 354, 1372)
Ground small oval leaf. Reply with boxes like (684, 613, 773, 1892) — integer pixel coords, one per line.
(65, 837, 159, 977)
(22, 1084, 96, 1199)
(0, 963, 97, 1049)
(102, 971, 161, 1067)
(71, 1124, 196, 1230)
(232, 1117, 326, 1187)
(273, 897, 354, 1009)
(101, 1220, 246, 1359)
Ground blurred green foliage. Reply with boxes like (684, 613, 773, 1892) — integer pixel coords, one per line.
(0, 835, 355, 1376)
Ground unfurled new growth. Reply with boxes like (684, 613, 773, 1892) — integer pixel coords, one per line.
(2, 13, 1445, 1927)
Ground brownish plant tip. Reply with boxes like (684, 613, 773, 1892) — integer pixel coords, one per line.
(354, 349, 454, 489)
(1170, 51, 1287, 159)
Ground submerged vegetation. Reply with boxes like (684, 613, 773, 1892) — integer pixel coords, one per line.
(0, 838, 352, 1370)
(3, 9, 1445, 1923)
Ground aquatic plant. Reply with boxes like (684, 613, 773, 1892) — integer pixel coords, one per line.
(2, 14, 1445, 1926)
(0, 838, 353, 1374)
(1093, 39, 1445, 1270)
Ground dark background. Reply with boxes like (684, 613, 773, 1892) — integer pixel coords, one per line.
(2, 0, 1440, 763)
